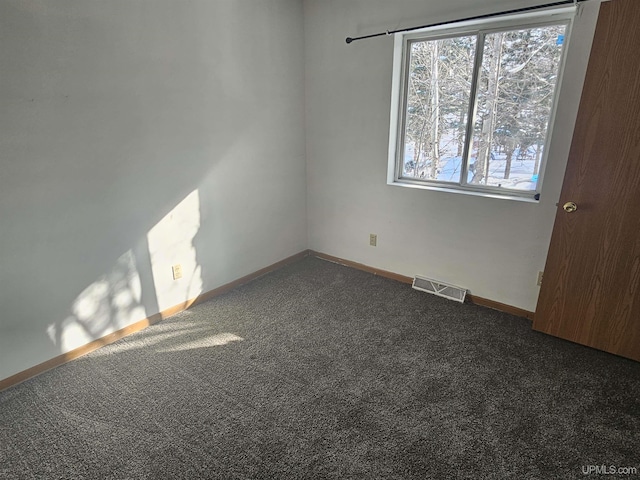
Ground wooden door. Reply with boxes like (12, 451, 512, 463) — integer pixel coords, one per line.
(533, 0, 640, 362)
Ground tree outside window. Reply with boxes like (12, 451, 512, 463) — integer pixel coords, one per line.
(391, 13, 571, 200)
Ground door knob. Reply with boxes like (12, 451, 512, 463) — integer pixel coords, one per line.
(563, 201, 578, 213)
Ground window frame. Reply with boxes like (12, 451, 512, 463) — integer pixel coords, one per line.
(387, 7, 576, 202)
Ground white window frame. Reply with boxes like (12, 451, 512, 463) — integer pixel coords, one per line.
(387, 7, 576, 202)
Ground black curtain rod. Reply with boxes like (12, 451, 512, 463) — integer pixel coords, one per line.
(345, 0, 587, 44)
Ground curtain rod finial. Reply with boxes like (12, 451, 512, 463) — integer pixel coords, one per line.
(346, 37, 353, 44)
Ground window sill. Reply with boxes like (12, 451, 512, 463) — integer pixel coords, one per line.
(388, 179, 541, 203)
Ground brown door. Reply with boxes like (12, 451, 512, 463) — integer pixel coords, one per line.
(533, 0, 640, 362)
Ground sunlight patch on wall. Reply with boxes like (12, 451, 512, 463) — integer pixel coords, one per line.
(46, 189, 204, 355)
(147, 189, 203, 311)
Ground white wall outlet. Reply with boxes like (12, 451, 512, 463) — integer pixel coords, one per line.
(369, 234, 377, 247)
(172, 264, 183, 280)
(537, 271, 543, 286)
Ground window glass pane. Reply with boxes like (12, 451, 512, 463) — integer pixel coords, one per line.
(402, 36, 476, 182)
(469, 25, 567, 190)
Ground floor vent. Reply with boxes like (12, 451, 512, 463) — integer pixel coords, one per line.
(412, 275, 467, 303)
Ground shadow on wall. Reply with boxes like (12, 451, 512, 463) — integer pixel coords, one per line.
(45, 190, 204, 355)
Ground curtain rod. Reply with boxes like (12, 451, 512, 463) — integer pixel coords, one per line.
(345, 0, 587, 44)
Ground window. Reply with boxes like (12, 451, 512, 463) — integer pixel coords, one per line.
(388, 9, 574, 201)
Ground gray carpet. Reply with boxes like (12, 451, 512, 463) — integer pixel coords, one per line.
(1, 256, 639, 479)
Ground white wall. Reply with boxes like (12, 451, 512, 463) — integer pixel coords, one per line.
(0, 0, 307, 380)
(305, 0, 601, 312)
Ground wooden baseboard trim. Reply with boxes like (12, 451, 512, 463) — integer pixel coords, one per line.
(310, 250, 534, 320)
(0, 314, 164, 393)
(191, 250, 311, 307)
(1, 249, 532, 391)
(311, 251, 414, 284)
(0, 250, 311, 392)
(465, 294, 534, 321)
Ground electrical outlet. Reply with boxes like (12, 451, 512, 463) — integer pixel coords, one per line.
(172, 264, 183, 280)
(537, 271, 543, 286)
(369, 234, 377, 247)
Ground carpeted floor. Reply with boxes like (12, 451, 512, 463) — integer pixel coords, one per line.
(1, 256, 639, 479)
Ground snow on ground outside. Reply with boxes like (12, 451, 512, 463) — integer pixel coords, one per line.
(404, 152, 539, 191)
